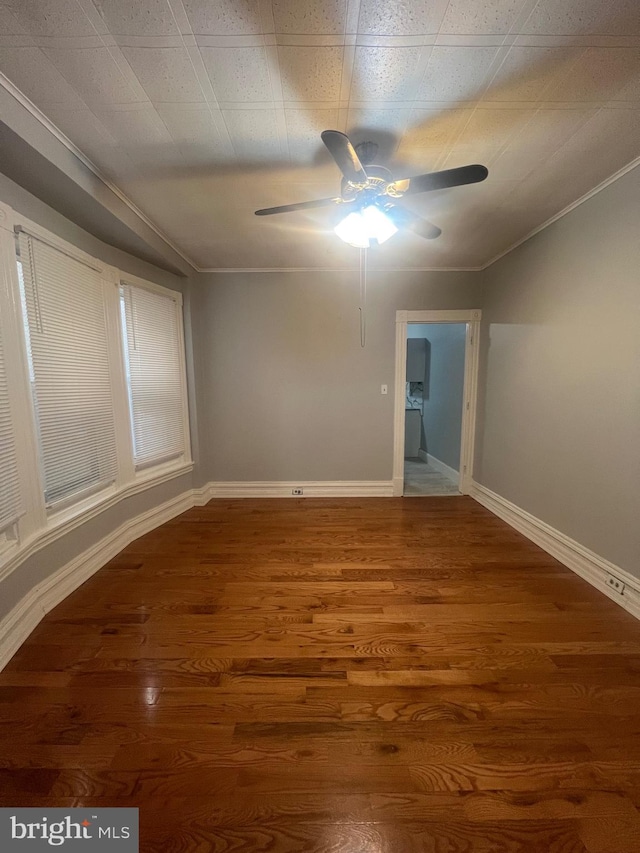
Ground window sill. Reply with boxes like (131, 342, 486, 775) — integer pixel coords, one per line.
(47, 481, 119, 527)
(0, 536, 19, 565)
(0, 460, 193, 584)
(132, 457, 193, 492)
(46, 459, 193, 541)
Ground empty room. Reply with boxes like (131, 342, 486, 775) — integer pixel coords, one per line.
(0, 1, 639, 850)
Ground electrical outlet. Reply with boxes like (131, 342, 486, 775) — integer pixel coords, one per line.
(292, 488, 303, 496)
(606, 574, 625, 595)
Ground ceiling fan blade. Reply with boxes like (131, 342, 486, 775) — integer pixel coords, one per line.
(389, 164, 488, 196)
(255, 197, 341, 216)
(384, 203, 442, 240)
(321, 130, 368, 184)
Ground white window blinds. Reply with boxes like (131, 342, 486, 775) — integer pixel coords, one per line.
(120, 282, 186, 469)
(0, 314, 22, 532)
(18, 232, 118, 507)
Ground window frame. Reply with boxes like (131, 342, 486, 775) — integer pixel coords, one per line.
(0, 205, 45, 557)
(16, 229, 123, 515)
(0, 202, 193, 581)
(118, 271, 192, 481)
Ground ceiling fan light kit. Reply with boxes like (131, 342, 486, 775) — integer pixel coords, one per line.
(255, 130, 489, 247)
(334, 205, 398, 248)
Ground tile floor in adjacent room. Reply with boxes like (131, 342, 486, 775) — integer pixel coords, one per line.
(403, 457, 460, 496)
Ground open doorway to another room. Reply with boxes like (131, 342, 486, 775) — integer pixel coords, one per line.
(404, 324, 466, 496)
(393, 310, 481, 497)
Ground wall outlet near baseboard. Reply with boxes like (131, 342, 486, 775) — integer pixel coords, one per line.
(606, 573, 625, 595)
(292, 488, 303, 496)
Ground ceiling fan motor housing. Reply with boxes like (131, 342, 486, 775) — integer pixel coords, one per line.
(341, 165, 393, 200)
(354, 140, 379, 165)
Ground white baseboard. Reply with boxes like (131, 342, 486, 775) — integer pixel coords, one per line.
(424, 452, 459, 482)
(0, 490, 194, 672)
(192, 484, 211, 506)
(471, 481, 640, 621)
(203, 481, 394, 499)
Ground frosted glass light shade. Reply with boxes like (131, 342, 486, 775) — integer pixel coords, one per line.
(362, 205, 397, 244)
(333, 205, 398, 248)
(333, 211, 369, 248)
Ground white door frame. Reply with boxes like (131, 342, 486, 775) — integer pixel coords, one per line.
(393, 309, 482, 497)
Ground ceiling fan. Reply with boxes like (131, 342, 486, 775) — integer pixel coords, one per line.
(255, 130, 488, 248)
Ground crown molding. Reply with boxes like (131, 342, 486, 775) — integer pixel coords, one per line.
(197, 266, 485, 273)
(480, 154, 640, 271)
(0, 72, 198, 273)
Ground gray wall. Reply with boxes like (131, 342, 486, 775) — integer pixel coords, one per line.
(194, 270, 481, 484)
(475, 164, 640, 577)
(0, 176, 196, 623)
(408, 323, 466, 471)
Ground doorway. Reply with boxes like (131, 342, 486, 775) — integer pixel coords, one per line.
(393, 310, 481, 497)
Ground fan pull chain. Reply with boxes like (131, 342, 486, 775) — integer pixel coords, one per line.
(359, 247, 367, 348)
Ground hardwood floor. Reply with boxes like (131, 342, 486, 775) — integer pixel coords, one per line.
(1, 497, 640, 851)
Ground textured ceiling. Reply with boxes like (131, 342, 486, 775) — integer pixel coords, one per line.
(0, 0, 639, 270)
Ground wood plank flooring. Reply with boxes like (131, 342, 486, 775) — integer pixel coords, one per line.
(2, 497, 640, 851)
